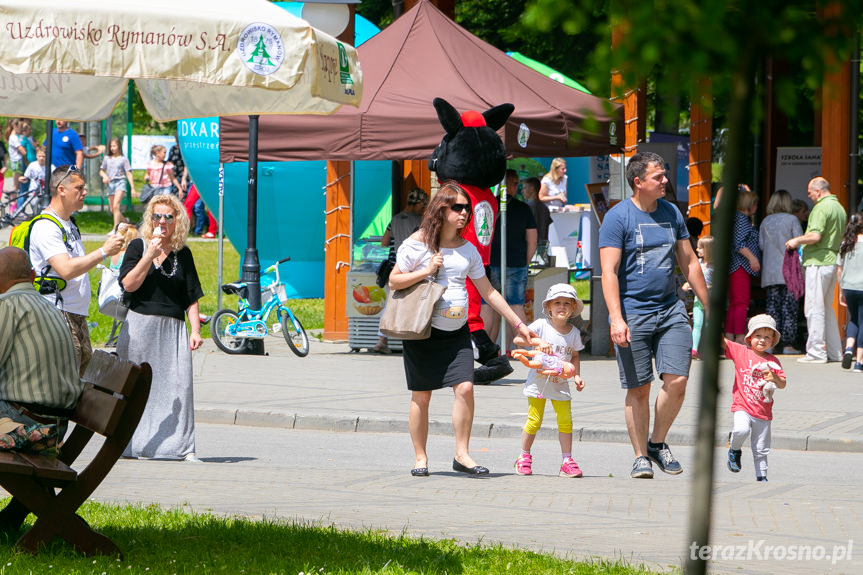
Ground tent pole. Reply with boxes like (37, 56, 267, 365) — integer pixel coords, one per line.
(499, 178, 507, 352)
(45, 120, 53, 176)
(217, 162, 225, 311)
(242, 115, 265, 355)
(126, 81, 134, 213)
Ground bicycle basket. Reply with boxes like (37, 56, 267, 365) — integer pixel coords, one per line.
(264, 283, 287, 303)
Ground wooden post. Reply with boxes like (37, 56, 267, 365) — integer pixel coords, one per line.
(688, 81, 713, 235)
(402, 160, 432, 199)
(820, 2, 852, 329)
(821, 67, 851, 212)
(610, 23, 645, 156)
(323, 160, 352, 340)
(321, 6, 358, 342)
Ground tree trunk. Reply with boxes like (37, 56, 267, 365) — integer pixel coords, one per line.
(684, 43, 758, 575)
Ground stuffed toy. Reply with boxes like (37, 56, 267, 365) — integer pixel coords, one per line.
(511, 349, 576, 379)
(428, 97, 515, 384)
(751, 361, 781, 403)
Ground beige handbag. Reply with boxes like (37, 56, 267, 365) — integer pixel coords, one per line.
(379, 270, 445, 340)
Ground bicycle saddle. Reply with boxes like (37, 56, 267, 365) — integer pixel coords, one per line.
(221, 282, 247, 296)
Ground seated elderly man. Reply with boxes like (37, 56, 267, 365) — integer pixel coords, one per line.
(0, 247, 83, 452)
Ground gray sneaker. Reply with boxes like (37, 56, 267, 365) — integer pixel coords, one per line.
(647, 442, 683, 475)
(631, 456, 654, 479)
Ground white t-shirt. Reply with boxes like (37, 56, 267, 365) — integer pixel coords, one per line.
(396, 236, 485, 331)
(541, 175, 568, 208)
(24, 161, 45, 193)
(7, 133, 23, 164)
(28, 211, 90, 315)
(522, 318, 584, 401)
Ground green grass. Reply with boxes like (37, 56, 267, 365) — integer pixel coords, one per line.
(0, 500, 665, 574)
(75, 211, 143, 234)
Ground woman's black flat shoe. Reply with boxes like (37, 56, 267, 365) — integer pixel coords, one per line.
(411, 467, 429, 476)
(452, 459, 489, 475)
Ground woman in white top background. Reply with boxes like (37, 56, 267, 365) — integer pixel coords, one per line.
(391, 182, 535, 477)
(539, 157, 568, 208)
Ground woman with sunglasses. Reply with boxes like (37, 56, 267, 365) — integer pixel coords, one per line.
(391, 183, 535, 477)
(118, 195, 204, 462)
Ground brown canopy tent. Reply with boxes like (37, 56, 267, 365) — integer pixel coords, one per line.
(219, 0, 623, 161)
(218, 0, 624, 340)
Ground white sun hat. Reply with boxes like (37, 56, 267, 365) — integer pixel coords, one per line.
(745, 314, 781, 345)
(542, 283, 584, 317)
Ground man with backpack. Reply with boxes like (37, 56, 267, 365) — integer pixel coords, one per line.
(23, 165, 123, 375)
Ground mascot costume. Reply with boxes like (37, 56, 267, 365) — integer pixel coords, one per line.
(428, 97, 514, 384)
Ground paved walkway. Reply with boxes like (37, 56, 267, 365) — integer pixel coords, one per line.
(188, 336, 863, 454)
(3, 218, 863, 572)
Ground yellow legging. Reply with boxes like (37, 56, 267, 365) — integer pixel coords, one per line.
(523, 396, 573, 435)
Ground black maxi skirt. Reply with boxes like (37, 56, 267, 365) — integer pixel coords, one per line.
(402, 323, 473, 391)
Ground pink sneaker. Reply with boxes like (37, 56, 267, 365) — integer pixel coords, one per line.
(559, 457, 582, 478)
(515, 453, 532, 475)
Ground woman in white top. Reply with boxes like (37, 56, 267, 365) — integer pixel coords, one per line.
(5, 118, 26, 199)
(539, 157, 568, 208)
(391, 182, 535, 477)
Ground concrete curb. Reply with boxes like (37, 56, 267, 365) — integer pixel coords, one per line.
(195, 408, 863, 454)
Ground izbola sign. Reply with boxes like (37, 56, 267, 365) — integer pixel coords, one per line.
(338, 42, 355, 97)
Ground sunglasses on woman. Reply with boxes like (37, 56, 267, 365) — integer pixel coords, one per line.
(450, 203, 470, 213)
(151, 213, 175, 223)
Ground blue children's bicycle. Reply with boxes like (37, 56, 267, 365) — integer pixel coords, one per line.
(211, 256, 310, 357)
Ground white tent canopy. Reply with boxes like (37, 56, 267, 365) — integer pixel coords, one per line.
(0, 0, 362, 121)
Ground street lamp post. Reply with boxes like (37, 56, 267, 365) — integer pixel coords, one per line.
(239, 1, 359, 354)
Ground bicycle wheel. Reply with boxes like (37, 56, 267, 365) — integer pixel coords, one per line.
(280, 310, 310, 357)
(211, 309, 249, 354)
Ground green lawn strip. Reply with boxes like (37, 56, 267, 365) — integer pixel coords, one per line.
(83, 239, 324, 345)
(75, 211, 142, 235)
(0, 500, 667, 574)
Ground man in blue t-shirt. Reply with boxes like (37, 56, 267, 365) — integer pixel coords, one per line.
(43, 121, 83, 170)
(599, 152, 709, 480)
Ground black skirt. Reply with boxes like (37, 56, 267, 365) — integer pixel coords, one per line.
(402, 324, 474, 391)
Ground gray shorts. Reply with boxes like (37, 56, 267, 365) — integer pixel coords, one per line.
(107, 179, 126, 196)
(615, 299, 692, 389)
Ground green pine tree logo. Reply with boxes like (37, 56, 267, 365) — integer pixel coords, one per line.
(477, 215, 489, 237)
(248, 35, 274, 66)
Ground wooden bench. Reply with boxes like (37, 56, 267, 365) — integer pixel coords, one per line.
(0, 350, 152, 557)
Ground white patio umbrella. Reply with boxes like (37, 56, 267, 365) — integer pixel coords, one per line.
(0, 0, 363, 354)
(0, 0, 362, 119)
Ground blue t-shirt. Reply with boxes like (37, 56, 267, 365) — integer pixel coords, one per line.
(44, 128, 83, 168)
(598, 198, 689, 315)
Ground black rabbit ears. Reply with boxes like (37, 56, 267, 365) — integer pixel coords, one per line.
(432, 97, 514, 134)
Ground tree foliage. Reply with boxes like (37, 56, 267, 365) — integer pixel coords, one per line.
(356, 0, 394, 29)
(522, 0, 862, 115)
(456, 0, 607, 93)
(357, 0, 609, 94)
